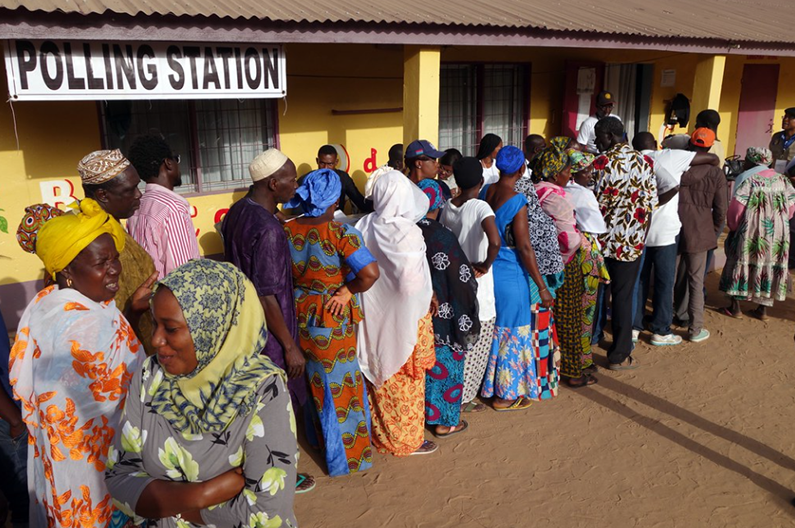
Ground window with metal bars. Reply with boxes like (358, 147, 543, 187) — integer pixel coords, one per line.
(99, 99, 278, 194)
(439, 63, 530, 156)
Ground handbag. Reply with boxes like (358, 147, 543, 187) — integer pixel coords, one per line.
(724, 155, 744, 181)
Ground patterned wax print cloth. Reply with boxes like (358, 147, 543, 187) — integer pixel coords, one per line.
(594, 143, 658, 262)
(367, 313, 435, 456)
(478, 187, 539, 401)
(417, 218, 480, 428)
(720, 169, 795, 304)
(283, 220, 377, 477)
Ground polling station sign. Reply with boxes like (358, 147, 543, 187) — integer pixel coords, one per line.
(4, 40, 286, 101)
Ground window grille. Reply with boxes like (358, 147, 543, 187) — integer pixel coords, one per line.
(100, 99, 277, 194)
(439, 63, 529, 156)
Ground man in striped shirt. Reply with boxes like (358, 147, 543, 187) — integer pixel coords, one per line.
(126, 134, 201, 277)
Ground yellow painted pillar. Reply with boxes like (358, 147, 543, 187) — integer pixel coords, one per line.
(403, 46, 441, 147)
(690, 55, 727, 130)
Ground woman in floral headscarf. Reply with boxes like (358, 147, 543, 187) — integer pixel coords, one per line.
(105, 260, 298, 527)
(535, 141, 609, 388)
(417, 179, 480, 437)
(719, 147, 795, 320)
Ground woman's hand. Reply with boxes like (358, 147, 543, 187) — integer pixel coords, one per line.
(201, 468, 245, 507)
(130, 272, 159, 314)
(430, 292, 440, 317)
(325, 286, 352, 317)
(472, 263, 489, 278)
(539, 288, 554, 308)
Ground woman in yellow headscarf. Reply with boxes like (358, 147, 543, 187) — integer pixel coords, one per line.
(10, 197, 154, 527)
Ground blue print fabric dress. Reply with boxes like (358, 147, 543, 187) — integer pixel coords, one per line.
(284, 220, 377, 477)
(480, 190, 539, 401)
(417, 218, 481, 428)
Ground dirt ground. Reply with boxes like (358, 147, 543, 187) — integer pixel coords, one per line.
(294, 271, 795, 528)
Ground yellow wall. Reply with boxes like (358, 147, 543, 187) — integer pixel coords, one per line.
(2, 42, 794, 317)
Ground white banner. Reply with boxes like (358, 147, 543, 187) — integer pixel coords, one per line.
(5, 39, 286, 101)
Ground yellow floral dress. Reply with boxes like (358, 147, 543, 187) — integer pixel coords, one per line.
(9, 285, 144, 528)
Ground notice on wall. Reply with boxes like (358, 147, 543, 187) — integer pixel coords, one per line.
(4, 40, 286, 101)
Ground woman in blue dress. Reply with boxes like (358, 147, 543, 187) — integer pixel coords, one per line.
(480, 146, 555, 411)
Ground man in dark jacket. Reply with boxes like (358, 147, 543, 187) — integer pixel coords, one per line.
(676, 128, 728, 343)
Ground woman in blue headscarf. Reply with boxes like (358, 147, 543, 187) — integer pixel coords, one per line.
(479, 146, 554, 410)
(282, 169, 381, 476)
(416, 179, 481, 437)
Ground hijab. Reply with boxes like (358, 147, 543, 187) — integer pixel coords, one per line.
(355, 171, 433, 386)
(149, 259, 284, 434)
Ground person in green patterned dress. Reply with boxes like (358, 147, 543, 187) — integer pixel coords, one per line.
(719, 164, 795, 320)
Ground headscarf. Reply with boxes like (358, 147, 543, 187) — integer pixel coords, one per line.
(746, 147, 773, 167)
(283, 169, 341, 217)
(36, 199, 126, 280)
(495, 145, 526, 175)
(77, 149, 131, 185)
(355, 171, 433, 386)
(453, 157, 483, 190)
(418, 179, 445, 213)
(149, 259, 284, 434)
(535, 137, 573, 181)
(568, 149, 595, 174)
(476, 133, 502, 160)
(16, 203, 64, 254)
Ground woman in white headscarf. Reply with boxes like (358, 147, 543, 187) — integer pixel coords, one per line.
(356, 171, 438, 456)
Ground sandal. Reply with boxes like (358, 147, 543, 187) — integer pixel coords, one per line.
(295, 473, 316, 494)
(493, 397, 533, 412)
(433, 420, 469, 438)
(718, 307, 743, 319)
(608, 357, 639, 371)
(410, 439, 439, 455)
(460, 401, 487, 413)
(566, 374, 598, 389)
(750, 307, 769, 321)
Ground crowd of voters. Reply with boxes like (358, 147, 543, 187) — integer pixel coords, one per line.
(2, 91, 795, 527)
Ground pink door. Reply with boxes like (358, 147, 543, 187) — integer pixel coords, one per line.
(734, 64, 780, 157)
(561, 61, 605, 138)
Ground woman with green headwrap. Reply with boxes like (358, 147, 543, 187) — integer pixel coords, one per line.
(535, 141, 609, 388)
(105, 259, 298, 527)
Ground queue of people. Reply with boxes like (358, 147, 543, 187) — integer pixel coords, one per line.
(2, 104, 794, 527)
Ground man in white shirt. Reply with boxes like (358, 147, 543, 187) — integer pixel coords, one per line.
(631, 132, 719, 345)
(577, 91, 620, 154)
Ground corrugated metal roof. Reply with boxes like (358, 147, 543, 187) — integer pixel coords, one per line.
(3, 0, 794, 44)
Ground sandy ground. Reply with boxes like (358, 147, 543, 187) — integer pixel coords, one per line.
(294, 271, 795, 528)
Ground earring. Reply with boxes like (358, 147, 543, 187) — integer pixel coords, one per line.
(66, 278, 73, 288)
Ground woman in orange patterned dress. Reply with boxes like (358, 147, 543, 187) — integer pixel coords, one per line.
(355, 170, 439, 457)
(9, 197, 152, 528)
(283, 169, 380, 476)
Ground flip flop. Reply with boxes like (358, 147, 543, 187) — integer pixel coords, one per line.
(410, 439, 439, 455)
(718, 307, 743, 319)
(433, 420, 469, 438)
(295, 473, 316, 494)
(493, 398, 533, 412)
(608, 357, 639, 371)
(461, 401, 487, 413)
